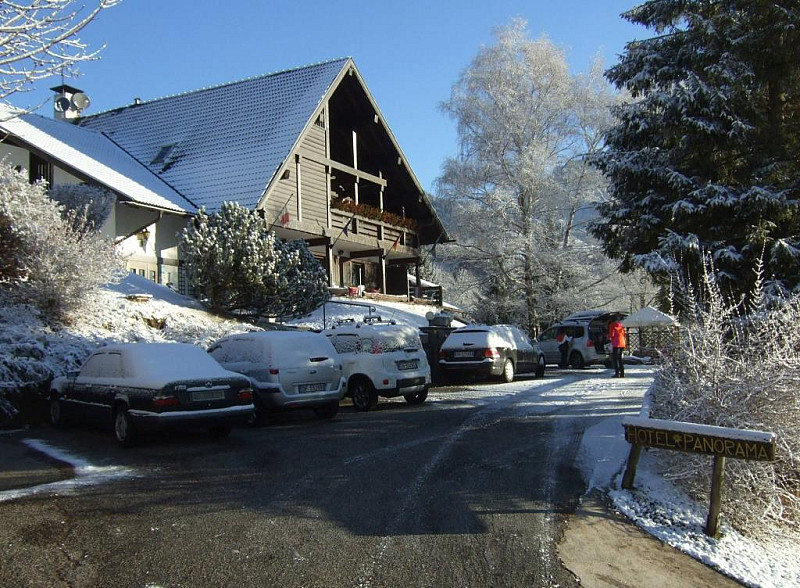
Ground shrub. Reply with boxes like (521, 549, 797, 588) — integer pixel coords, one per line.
(0, 163, 121, 321)
(650, 259, 800, 537)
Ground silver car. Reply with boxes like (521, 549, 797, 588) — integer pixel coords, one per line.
(208, 331, 346, 425)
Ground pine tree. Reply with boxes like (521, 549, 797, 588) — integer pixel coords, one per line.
(179, 202, 328, 318)
(591, 0, 800, 297)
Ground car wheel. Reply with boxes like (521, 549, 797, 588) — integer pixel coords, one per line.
(208, 426, 232, 438)
(113, 407, 137, 447)
(247, 400, 268, 427)
(49, 395, 67, 427)
(404, 388, 428, 405)
(350, 378, 378, 412)
(501, 358, 515, 383)
(569, 351, 585, 369)
(535, 355, 546, 378)
(313, 401, 340, 419)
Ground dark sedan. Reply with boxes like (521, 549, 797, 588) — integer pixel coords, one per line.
(48, 343, 254, 446)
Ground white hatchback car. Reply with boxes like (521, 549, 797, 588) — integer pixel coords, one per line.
(208, 330, 346, 424)
(322, 320, 431, 411)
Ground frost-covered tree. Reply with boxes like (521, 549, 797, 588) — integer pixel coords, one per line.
(49, 182, 114, 231)
(0, 0, 119, 107)
(591, 0, 800, 298)
(179, 201, 328, 319)
(436, 19, 629, 332)
(0, 163, 121, 319)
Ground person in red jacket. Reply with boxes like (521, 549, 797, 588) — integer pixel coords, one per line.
(608, 319, 627, 378)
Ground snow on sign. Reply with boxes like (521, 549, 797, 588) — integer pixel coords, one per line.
(621, 416, 777, 537)
(622, 417, 776, 461)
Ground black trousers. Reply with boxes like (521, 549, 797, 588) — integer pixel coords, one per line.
(612, 347, 625, 376)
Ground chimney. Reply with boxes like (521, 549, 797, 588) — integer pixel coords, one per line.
(50, 84, 91, 120)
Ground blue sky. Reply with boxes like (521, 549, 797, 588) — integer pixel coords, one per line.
(11, 0, 646, 194)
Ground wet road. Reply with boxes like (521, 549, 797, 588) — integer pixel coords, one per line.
(0, 369, 644, 587)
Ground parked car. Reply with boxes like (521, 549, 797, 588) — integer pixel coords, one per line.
(438, 324, 545, 383)
(322, 319, 431, 411)
(48, 343, 254, 446)
(537, 310, 628, 369)
(208, 330, 346, 424)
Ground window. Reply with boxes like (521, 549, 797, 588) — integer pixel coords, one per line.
(150, 145, 175, 166)
(150, 270, 156, 282)
(29, 153, 52, 185)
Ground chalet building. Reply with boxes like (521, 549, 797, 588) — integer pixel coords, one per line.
(0, 58, 448, 298)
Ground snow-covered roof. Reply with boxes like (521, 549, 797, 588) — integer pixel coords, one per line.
(0, 107, 194, 213)
(407, 273, 438, 288)
(622, 306, 678, 328)
(75, 58, 350, 212)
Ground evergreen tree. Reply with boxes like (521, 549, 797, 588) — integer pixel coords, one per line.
(179, 202, 328, 318)
(591, 0, 800, 297)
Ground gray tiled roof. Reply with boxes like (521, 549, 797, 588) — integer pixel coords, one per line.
(0, 107, 195, 213)
(76, 58, 350, 212)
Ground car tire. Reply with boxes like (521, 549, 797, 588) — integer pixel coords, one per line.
(404, 388, 428, 405)
(535, 355, 546, 378)
(113, 407, 137, 447)
(569, 351, 585, 370)
(501, 358, 515, 383)
(350, 378, 378, 412)
(247, 398, 268, 427)
(49, 395, 67, 428)
(208, 426, 232, 438)
(313, 401, 340, 419)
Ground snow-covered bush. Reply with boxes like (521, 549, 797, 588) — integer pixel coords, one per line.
(179, 201, 328, 319)
(0, 163, 122, 321)
(650, 261, 800, 537)
(49, 183, 114, 231)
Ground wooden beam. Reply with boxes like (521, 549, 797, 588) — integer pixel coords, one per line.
(304, 237, 331, 247)
(387, 256, 420, 266)
(348, 248, 383, 260)
(299, 151, 387, 187)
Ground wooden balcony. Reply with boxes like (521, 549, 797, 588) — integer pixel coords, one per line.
(331, 209, 419, 250)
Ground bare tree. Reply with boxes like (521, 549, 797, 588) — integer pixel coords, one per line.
(0, 0, 119, 106)
(436, 19, 632, 332)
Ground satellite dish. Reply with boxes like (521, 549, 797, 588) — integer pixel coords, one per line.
(54, 96, 71, 112)
(425, 311, 435, 321)
(71, 92, 90, 110)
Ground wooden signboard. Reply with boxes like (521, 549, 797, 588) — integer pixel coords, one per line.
(621, 416, 777, 537)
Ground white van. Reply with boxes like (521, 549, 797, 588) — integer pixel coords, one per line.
(322, 320, 431, 411)
(208, 331, 346, 424)
(537, 310, 627, 368)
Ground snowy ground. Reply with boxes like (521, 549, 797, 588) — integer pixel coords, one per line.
(1, 276, 797, 587)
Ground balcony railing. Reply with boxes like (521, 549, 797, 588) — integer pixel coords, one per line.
(331, 208, 419, 250)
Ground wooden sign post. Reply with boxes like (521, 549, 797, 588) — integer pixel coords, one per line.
(621, 416, 776, 537)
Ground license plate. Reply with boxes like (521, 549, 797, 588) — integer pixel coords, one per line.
(191, 390, 225, 402)
(397, 360, 418, 370)
(299, 383, 326, 393)
(454, 351, 473, 359)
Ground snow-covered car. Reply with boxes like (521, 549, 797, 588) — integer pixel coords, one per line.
(322, 319, 431, 411)
(537, 310, 627, 369)
(48, 343, 254, 446)
(438, 324, 545, 383)
(208, 330, 346, 424)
